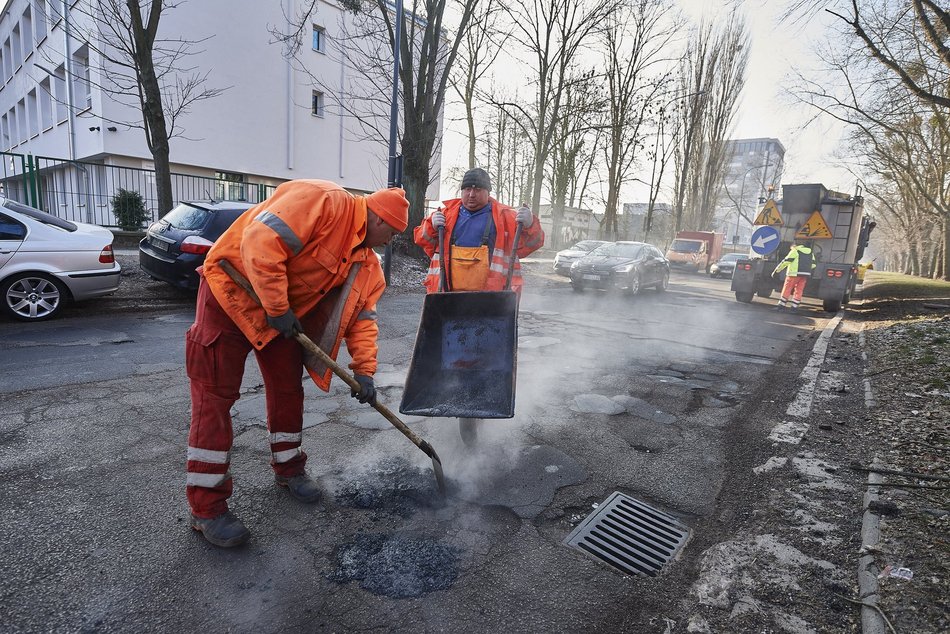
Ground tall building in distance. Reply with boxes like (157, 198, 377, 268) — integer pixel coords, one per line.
(718, 138, 785, 245)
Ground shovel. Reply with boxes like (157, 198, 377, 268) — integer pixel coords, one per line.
(218, 259, 447, 496)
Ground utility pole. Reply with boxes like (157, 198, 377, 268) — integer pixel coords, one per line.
(383, 0, 404, 286)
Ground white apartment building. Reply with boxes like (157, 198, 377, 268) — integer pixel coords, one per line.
(0, 0, 439, 224)
(719, 137, 785, 244)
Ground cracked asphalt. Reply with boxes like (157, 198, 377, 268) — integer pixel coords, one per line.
(1, 252, 873, 632)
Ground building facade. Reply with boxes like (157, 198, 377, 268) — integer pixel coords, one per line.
(718, 137, 785, 245)
(0, 0, 439, 225)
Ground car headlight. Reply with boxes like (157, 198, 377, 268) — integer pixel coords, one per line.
(614, 263, 636, 273)
(570, 261, 580, 269)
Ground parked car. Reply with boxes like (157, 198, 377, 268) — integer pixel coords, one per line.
(569, 241, 670, 294)
(0, 197, 121, 321)
(709, 252, 745, 278)
(139, 200, 254, 290)
(553, 239, 610, 276)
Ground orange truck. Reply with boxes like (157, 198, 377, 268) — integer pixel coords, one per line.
(664, 231, 724, 273)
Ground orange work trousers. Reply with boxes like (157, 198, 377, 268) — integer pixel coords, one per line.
(779, 275, 809, 307)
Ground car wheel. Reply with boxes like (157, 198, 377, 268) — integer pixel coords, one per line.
(627, 273, 641, 295)
(655, 271, 669, 292)
(1, 272, 68, 321)
(571, 281, 584, 292)
(735, 291, 754, 303)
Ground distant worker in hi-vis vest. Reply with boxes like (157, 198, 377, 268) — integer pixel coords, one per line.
(773, 240, 816, 310)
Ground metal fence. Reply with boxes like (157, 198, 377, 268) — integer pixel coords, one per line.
(0, 151, 280, 227)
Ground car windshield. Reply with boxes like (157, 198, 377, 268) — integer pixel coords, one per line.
(3, 199, 77, 232)
(590, 242, 644, 259)
(721, 253, 744, 262)
(162, 203, 212, 230)
(670, 239, 701, 252)
(572, 240, 605, 252)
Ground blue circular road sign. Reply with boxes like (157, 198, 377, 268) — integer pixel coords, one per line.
(750, 226, 781, 255)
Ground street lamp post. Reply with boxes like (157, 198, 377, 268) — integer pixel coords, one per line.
(735, 161, 772, 245)
(383, 0, 404, 286)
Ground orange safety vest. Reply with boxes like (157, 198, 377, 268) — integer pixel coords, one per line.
(413, 197, 545, 294)
(202, 180, 386, 390)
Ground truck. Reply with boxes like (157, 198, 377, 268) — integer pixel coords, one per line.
(731, 183, 875, 312)
(664, 230, 724, 273)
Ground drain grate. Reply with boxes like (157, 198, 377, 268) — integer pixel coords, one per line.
(563, 492, 690, 577)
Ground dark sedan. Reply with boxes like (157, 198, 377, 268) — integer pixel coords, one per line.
(709, 252, 745, 278)
(139, 200, 254, 290)
(569, 241, 670, 294)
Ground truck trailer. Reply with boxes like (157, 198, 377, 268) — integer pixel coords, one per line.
(731, 183, 874, 312)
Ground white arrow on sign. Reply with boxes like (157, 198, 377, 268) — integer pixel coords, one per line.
(753, 231, 778, 249)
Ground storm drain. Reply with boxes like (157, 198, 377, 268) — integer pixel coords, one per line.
(563, 491, 690, 577)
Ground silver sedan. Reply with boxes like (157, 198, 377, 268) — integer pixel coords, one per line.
(0, 198, 121, 321)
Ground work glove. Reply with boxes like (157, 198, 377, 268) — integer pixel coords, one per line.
(351, 374, 376, 405)
(516, 205, 533, 227)
(431, 210, 446, 229)
(266, 309, 303, 339)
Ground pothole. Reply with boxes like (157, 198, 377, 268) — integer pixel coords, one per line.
(328, 532, 460, 598)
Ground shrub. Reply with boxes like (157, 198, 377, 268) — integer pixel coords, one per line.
(111, 188, 150, 231)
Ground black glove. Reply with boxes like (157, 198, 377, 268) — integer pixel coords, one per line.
(266, 309, 303, 339)
(351, 374, 376, 404)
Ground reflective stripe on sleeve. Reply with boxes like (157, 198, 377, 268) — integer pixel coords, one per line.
(273, 447, 302, 463)
(255, 211, 303, 255)
(357, 309, 377, 321)
(186, 472, 231, 488)
(187, 447, 230, 464)
(269, 432, 302, 444)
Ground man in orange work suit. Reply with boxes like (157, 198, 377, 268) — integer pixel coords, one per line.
(185, 180, 409, 548)
(413, 167, 544, 444)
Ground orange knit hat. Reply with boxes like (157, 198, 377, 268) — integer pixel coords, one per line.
(365, 187, 409, 232)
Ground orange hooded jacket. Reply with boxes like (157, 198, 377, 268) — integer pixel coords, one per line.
(202, 180, 385, 390)
(413, 197, 545, 294)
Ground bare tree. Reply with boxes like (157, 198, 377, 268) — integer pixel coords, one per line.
(784, 0, 950, 110)
(450, 0, 506, 169)
(671, 16, 749, 233)
(546, 70, 602, 247)
(493, 0, 619, 212)
(598, 0, 676, 240)
(274, 0, 478, 254)
(55, 0, 225, 216)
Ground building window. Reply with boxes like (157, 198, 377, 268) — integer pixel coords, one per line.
(27, 89, 38, 137)
(72, 44, 92, 110)
(22, 6, 33, 58)
(312, 90, 325, 117)
(312, 25, 325, 52)
(53, 64, 67, 122)
(34, 0, 48, 41)
(1, 113, 9, 149)
(214, 171, 247, 201)
(2, 40, 11, 81)
(12, 25, 22, 68)
(39, 76, 52, 129)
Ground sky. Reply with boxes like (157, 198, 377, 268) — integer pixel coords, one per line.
(438, 0, 857, 205)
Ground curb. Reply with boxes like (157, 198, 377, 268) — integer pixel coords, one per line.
(858, 455, 887, 634)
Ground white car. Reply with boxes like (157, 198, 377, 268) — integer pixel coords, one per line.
(0, 198, 121, 321)
(553, 240, 611, 276)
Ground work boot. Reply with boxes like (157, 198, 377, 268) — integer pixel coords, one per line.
(190, 511, 250, 548)
(275, 473, 323, 503)
(774, 304, 786, 311)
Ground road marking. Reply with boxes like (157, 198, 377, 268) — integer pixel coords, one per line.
(786, 313, 843, 418)
(768, 420, 809, 444)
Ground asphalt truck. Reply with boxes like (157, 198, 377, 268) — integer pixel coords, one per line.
(731, 183, 875, 312)
(665, 230, 724, 273)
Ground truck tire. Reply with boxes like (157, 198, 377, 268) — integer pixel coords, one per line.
(736, 291, 754, 303)
(823, 299, 842, 313)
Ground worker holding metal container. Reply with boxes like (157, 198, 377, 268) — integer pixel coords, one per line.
(408, 168, 545, 445)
